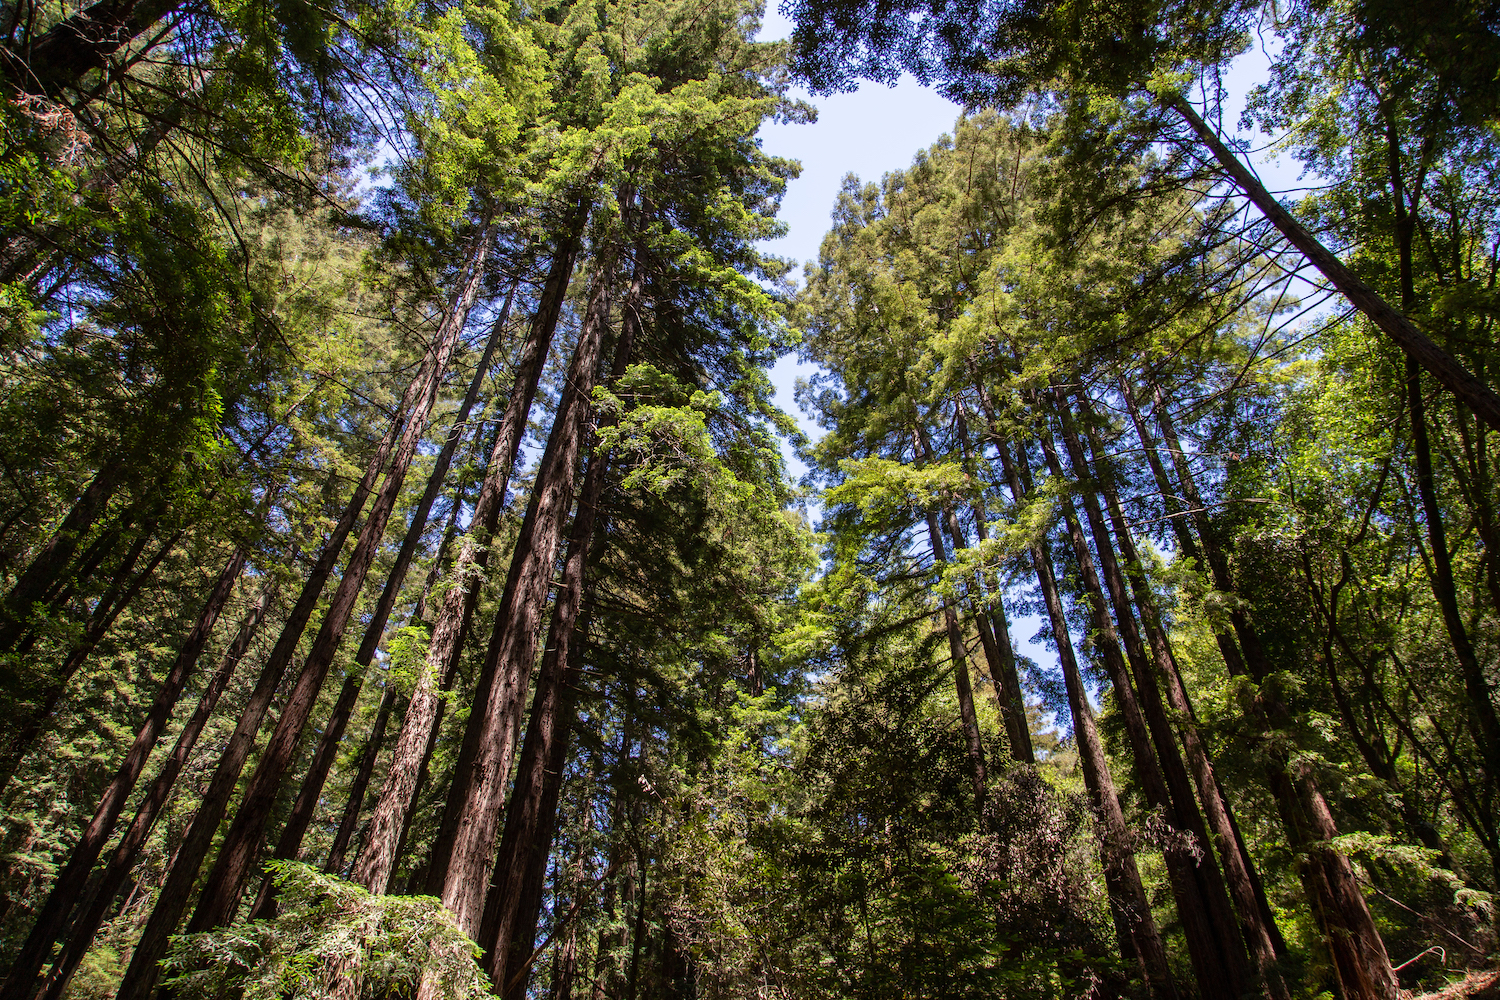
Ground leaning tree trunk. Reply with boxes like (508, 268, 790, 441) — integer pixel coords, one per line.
(1166, 94, 1500, 431)
(1066, 393, 1288, 996)
(0, 520, 183, 794)
(183, 231, 488, 934)
(353, 223, 585, 895)
(323, 682, 397, 875)
(245, 285, 513, 917)
(425, 241, 619, 941)
(112, 337, 421, 1000)
(994, 435, 1177, 1000)
(1122, 385, 1396, 1000)
(39, 571, 276, 1000)
(0, 457, 124, 654)
(1037, 405, 1254, 998)
(0, 547, 246, 1000)
(481, 263, 640, 993)
(1405, 356, 1500, 793)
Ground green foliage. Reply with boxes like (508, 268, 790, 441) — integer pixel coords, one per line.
(162, 862, 489, 1000)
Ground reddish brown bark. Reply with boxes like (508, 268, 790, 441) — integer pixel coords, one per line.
(1069, 397, 1288, 996)
(1120, 386, 1395, 998)
(993, 435, 1176, 999)
(245, 286, 514, 916)
(481, 269, 638, 993)
(354, 232, 582, 896)
(1037, 419, 1248, 997)
(324, 682, 397, 875)
(426, 243, 618, 938)
(38, 572, 275, 1000)
(113, 350, 417, 1000)
(0, 548, 246, 1000)
(184, 233, 488, 934)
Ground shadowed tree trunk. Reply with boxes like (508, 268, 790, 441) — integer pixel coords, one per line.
(0, 457, 124, 654)
(244, 283, 514, 917)
(1167, 94, 1500, 431)
(38, 570, 276, 1000)
(1066, 392, 1288, 996)
(354, 222, 585, 895)
(1, 0, 185, 96)
(112, 318, 427, 1000)
(1123, 383, 1396, 999)
(426, 240, 619, 939)
(0, 547, 247, 1000)
(0, 520, 184, 794)
(323, 682, 397, 876)
(481, 263, 640, 994)
(1034, 412, 1248, 999)
(993, 433, 1177, 1000)
(183, 230, 489, 935)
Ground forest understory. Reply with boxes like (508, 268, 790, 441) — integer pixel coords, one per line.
(2, 0, 1499, 998)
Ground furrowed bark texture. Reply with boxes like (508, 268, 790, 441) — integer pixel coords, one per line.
(427, 243, 618, 938)
(1121, 384, 1395, 999)
(481, 262, 640, 993)
(245, 285, 513, 917)
(1036, 413, 1250, 999)
(1070, 395, 1288, 996)
(994, 435, 1177, 999)
(113, 345, 415, 1000)
(354, 230, 582, 895)
(45, 572, 275, 1000)
(324, 682, 397, 875)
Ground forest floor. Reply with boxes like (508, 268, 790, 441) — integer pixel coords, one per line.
(1406, 969, 1500, 999)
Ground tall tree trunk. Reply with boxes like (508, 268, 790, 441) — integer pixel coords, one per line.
(952, 402, 1034, 763)
(922, 508, 990, 815)
(426, 240, 618, 940)
(1068, 393, 1289, 995)
(481, 260, 639, 994)
(184, 231, 487, 934)
(489, 589, 596, 998)
(38, 571, 276, 1000)
(1118, 377, 1250, 680)
(0, 521, 182, 794)
(1122, 388, 1397, 999)
(1405, 356, 1500, 792)
(354, 227, 584, 895)
(590, 706, 636, 1000)
(245, 286, 513, 916)
(112, 340, 420, 1000)
(0, 548, 246, 1000)
(909, 424, 989, 811)
(0, 457, 124, 653)
(1035, 412, 1249, 999)
(323, 682, 397, 876)
(992, 436, 1177, 999)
